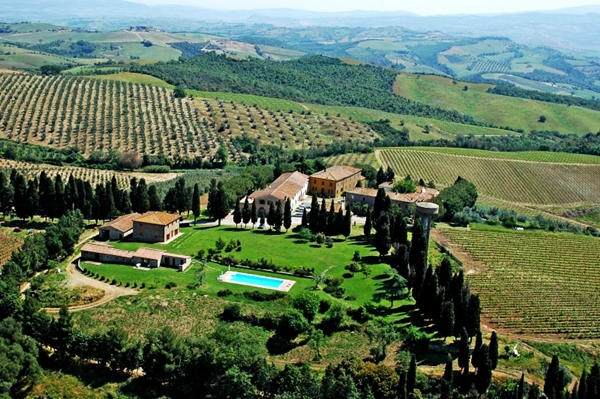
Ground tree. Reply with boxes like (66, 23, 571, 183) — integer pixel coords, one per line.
(277, 309, 310, 340)
(374, 215, 391, 257)
(292, 292, 320, 322)
(438, 301, 455, 341)
(173, 85, 186, 98)
(518, 373, 525, 399)
(208, 181, 231, 226)
(385, 166, 395, 182)
(443, 355, 454, 385)
(466, 294, 481, 338)
(372, 188, 387, 222)
(367, 324, 400, 362)
(458, 328, 470, 371)
(284, 198, 292, 232)
(13, 173, 28, 219)
(364, 209, 372, 238)
(308, 328, 324, 360)
(216, 145, 228, 166)
(267, 204, 276, 230)
(309, 195, 320, 233)
(407, 354, 417, 394)
(544, 355, 561, 399)
(242, 197, 250, 228)
(489, 331, 499, 370)
(233, 201, 242, 228)
(471, 331, 483, 370)
(118, 151, 142, 170)
(148, 185, 163, 212)
(136, 179, 150, 213)
(301, 208, 308, 227)
(475, 344, 492, 394)
(376, 167, 387, 185)
(192, 183, 201, 223)
(342, 207, 352, 238)
(393, 176, 417, 194)
(539, 115, 547, 123)
(379, 269, 408, 308)
(251, 201, 258, 228)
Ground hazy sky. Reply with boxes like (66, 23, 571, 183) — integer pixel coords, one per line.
(129, 0, 599, 15)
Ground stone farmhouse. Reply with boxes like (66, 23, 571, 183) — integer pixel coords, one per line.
(98, 213, 141, 241)
(80, 242, 191, 271)
(243, 171, 308, 215)
(345, 186, 440, 213)
(98, 211, 181, 244)
(309, 166, 362, 198)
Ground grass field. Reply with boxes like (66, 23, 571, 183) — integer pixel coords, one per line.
(438, 228, 600, 338)
(377, 147, 600, 205)
(394, 73, 600, 134)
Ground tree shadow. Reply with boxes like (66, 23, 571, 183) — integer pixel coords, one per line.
(1, 219, 53, 230)
(372, 273, 389, 280)
(362, 255, 383, 265)
(266, 334, 299, 355)
(38, 355, 130, 390)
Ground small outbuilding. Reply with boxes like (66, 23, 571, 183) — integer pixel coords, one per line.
(98, 213, 141, 241)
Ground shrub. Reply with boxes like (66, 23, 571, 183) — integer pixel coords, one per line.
(197, 249, 206, 260)
(215, 237, 226, 251)
(140, 282, 146, 289)
(325, 237, 333, 248)
(217, 289, 233, 297)
(111, 279, 117, 285)
(347, 306, 372, 323)
(243, 290, 287, 302)
(276, 310, 310, 339)
(346, 262, 361, 274)
(315, 232, 326, 246)
(221, 303, 242, 322)
(292, 292, 320, 322)
(319, 298, 331, 313)
(165, 282, 177, 289)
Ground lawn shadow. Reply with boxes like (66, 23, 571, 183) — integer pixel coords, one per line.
(362, 255, 383, 265)
(372, 273, 389, 280)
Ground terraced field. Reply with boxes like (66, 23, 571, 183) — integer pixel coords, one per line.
(0, 73, 373, 161)
(0, 159, 179, 189)
(378, 148, 600, 205)
(438, 229, 600, 338)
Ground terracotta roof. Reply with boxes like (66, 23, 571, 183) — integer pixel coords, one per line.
(311, 166, 361, 182)
(378, 181, 394, 189)
(99, 213, 141, 233)
(135, 211, 180, 226)
(81, 242, 134, 258)
(134, 247, 166, 261)
(249, 171, 308, 202)
(347, 187, 378, 197)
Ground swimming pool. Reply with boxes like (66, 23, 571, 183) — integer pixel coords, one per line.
(219, 271, 296, 292)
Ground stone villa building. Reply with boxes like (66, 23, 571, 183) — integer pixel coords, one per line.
(243, 171, 309, 215)
(132, 211, 181, 243)
(309, 166, 362, 198)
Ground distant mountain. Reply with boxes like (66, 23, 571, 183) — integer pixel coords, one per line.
(2, 0, 600, 54)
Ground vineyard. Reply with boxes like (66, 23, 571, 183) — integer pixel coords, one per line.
(469, 60, 512, 73)
(0, 158, 179, 189)
(377, 148, 600, 205)
(439, 229, 600, 338)
(0, 73, 374, 161)
(323, 152, 379, 168)
(0, 231, 24, 268)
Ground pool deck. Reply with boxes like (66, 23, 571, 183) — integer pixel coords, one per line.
(218, 271, 296, 292)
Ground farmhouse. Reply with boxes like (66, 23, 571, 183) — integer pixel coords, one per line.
(132, 211, 181, 244)
(98, 213, 141, 241)
(243, 171, 308, 215)
(309, 166, 362, 198)
(345, 186, 440, 213)
(80, 242, 192, 271)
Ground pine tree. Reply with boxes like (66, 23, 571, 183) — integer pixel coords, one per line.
(475, 344, 492, 395)
(301, 207, 308, 227)
(489, 331, 499, 370)
(363, 209, 372, 238)
(458, 328, 470, 371)
(284, 198, 292, 232)
(251, 201, 258, 228)
(149, 185, 162, 211)
(342, 207, 352, 238)
(233, 200, 242, 228)
(242, 196, 250, 228)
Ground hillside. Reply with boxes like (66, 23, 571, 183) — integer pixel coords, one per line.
(394, 74, 600, 134)
(0, 73, 374, 160)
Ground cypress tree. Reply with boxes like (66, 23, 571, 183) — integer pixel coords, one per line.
(274, 200, 283, 231)
(528, 385, 540, 399)
(374, 214, 391, 257)
(13, 173, 28, 219)
(301, 207, 308, 227)
(65, 175, 78, 212)
(210, 182, 230, 226)
(386, 166, 395, 182)
(0, 170, 14, 218)
(467, 294, 482, 338)
(472, 331, 483, 370)
(443, 354, 454, 384)
(458, 330, 470, 372)
(544, 355, 561, 399)
(397, 371, 407, 399)
(233, 200, 242, 228)
(410, 218, 427, 267)
(129, 177, 138, 212)
(364, 209, 372, 238)
(518, 373, 525, 399)
(25, 179, 39, 220)
(438, 256, 453, 294)
(412, 250, 427, 301)
(76, 178, 86, 214)
(137, 179, 150, 213)
(83, 182, 94, 219)
(334, 207, 344, 237)
(571, 383, 579, 399)
(38, 171, 54, 219)
(318, 198, 328, 234)
(111, 176, 122, 210)
(342, 207, 352, 238)
(475, 344, 492, 394)
(578, 371, 587, 399)
(93, 184, 105, 222)
(327, 200, 336, 236)
(372, 187, 387, 224)
(418, 265, 434, 311)
(283, 198, 292, 232)
(267, 203, 276, 229)
(242, 196, 251, 228)
(396, 214, 408, 245)
(148, 185, 162, 211)
(489, 331, 499, 370)
(407, 354, 417, 394)
(104, 181, 116, 219)
(439, 301, 455, 341)
(251, 201, 258, 228)
(309, 195, 319, 233)
(376, 167, 387, 185)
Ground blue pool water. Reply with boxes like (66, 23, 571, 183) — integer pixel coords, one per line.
(228, 272, 284, 290)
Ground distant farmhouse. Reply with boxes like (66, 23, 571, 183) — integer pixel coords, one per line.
(346, 185, 439, 213)
(81, 242, 191, 271)
(309, 166, 363, 198)
(243, 171, 308, 215)
(98, 211, 180, 244)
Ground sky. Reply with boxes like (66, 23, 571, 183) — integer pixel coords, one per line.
(128, 0, 599, 15)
